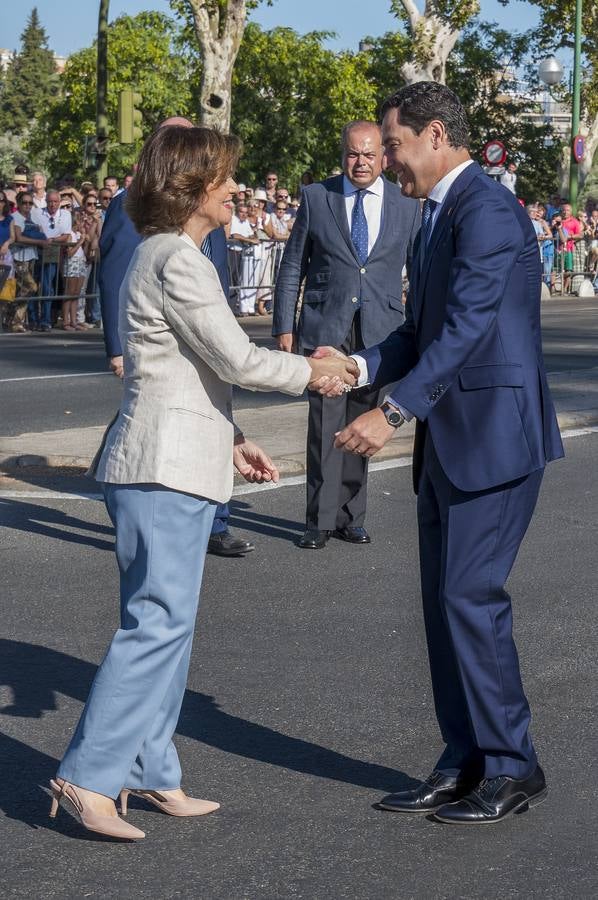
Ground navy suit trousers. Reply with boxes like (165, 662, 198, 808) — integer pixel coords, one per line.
(417, 432, 543, 780)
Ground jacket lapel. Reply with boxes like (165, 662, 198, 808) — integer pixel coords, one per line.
(415, 162, 481, 324)
(365, 179, 391, 262)
(326, 176, 361, 264)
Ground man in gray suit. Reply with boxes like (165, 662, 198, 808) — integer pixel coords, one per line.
(273, 120, 420, 548)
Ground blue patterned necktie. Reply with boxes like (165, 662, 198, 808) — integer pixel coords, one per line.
(421, 198, 437, 247)
(351, 189, 369, 265)
(200, 235, 212, 260)
(419, 198, 437, 270)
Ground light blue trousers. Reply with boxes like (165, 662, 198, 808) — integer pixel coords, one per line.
(58, 483, 216, 799)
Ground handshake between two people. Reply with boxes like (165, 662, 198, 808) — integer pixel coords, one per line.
(307, 345, 360, 397)
(278, 338, 399, 458)
(276, 334, 360, 398)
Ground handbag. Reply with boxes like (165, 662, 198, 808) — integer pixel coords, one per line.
(0, 273, 17, 302)
(14, 260, 38, 298)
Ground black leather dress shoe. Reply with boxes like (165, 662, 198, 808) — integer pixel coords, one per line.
(333, 526, 371, 544)
(207, 531, 255, 557)
(377, 770, 476, 814)
(433, 765, 547, 825)
(298, 529, 330, 549)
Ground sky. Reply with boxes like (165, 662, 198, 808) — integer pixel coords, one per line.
(3, 0, 543, 59)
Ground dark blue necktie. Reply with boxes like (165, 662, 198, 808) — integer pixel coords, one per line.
(200, 235, 212, 260)
(419, 198, 437, 269)
(421, 198, 437, 247)
(351, 189, 368, 265)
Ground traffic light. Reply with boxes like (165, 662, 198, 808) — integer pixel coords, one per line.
(118, 88, 143, 144)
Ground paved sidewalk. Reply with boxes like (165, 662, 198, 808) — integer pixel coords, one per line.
(1, 368, 597, 478)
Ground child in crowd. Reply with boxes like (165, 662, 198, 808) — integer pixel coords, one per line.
(61, 209, 88, 331)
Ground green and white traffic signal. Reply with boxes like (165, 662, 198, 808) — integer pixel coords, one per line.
(118, 89, 143, 144)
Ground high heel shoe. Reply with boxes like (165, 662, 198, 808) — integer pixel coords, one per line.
(49, 779, 145, 840)
(120, 788, 220, 818)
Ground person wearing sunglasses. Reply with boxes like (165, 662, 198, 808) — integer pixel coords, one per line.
(33, 190, 72, 330)
(12, 192, 46, 329)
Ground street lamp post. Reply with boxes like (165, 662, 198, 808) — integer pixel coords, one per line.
(538, 56, 564, 131)
(568, 0, 583, 210)
(95, 0, 110, 184)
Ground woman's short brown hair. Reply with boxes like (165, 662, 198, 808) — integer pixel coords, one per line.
(126, 126, 242, 236)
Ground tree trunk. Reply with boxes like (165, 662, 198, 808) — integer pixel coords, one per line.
(187, 0, 247, 132)
(395, 0, 478, 85)
(557, 113, 598, 195)
(579, 112, 598, 186)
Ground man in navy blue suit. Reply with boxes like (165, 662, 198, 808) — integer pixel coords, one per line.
(99, 119, 254, 557)
(325, 83, 564, 824)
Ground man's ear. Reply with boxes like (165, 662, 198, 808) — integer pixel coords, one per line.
(429, 120, 446, 149)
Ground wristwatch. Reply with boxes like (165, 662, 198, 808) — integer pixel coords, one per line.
(380, 401, 405, 428)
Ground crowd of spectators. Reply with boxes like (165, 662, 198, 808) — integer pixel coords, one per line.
(225, 170, 317, 316)
(0, 164, 315, 328)
(3, 160, 598, 334)
(0, 165, 128, 332)
(525, 193, 598, 295)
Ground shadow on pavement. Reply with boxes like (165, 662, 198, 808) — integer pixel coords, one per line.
(0, 639, 414, 833)
(0, 499, 113, 551)
(229, 499, 304, 541)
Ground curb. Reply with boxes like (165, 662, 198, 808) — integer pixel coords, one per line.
(2, 408, 597, 480)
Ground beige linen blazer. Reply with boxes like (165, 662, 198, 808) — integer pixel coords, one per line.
(93, 231, 311, 503)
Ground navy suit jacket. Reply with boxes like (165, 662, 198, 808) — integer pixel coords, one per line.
(98, 191, 230, 358)
(360, 162, 564, 493)
(273, 175, 420, 351)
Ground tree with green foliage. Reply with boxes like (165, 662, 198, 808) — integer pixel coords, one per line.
(27, 12, 193, 181)
(362, 16, 561, 200)
(524, 0, 598, 190)
(446, 20, 562, 200)
(0, 7, 57, 132)
(230, 23, 377, 187)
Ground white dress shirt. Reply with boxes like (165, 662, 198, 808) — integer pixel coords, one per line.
(352, 159, 475, 415)
(343, 175, 384, 256)
(426, 159, 474, 236)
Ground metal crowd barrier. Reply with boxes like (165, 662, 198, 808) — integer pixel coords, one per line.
(226, 238, 288, 313)
(539, 236, 596, 295)
(1, 245, 100, 331)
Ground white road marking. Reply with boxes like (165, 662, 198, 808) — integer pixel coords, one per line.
(0, 372, 112, 384)
(0, 430, 593, 502)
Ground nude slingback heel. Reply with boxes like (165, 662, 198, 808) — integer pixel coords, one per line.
(49, 779, 145, 840)
(120, 788, 219, 818)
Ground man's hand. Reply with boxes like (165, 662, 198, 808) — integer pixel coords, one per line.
(233, 438, 280, 484)
(276, 333, 295, 353)
(310, 346, 346, 360)
(109, 355, 124, 379)
(334, 408, 396, 457)
(307, 354, 359, 396)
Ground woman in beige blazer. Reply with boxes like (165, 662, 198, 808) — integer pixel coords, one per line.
(50, 125, 357, 840)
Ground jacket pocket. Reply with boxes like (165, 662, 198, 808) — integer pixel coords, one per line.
(459, 363, 524, 390)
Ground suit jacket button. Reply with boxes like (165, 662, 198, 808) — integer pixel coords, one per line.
(351, 297, 359, 303)
(360, 267, 366, 274)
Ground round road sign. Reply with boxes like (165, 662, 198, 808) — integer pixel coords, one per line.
(573, 134, 585, 163)
(483, 140, 507, 167)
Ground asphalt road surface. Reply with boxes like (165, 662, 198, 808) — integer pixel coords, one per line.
(1, 432, 597, 899)
(0, 298, 596, 438)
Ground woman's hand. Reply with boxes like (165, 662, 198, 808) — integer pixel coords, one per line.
(233, 438, 279, 484)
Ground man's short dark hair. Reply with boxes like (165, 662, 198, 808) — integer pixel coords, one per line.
(381, 82, 470, 150)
